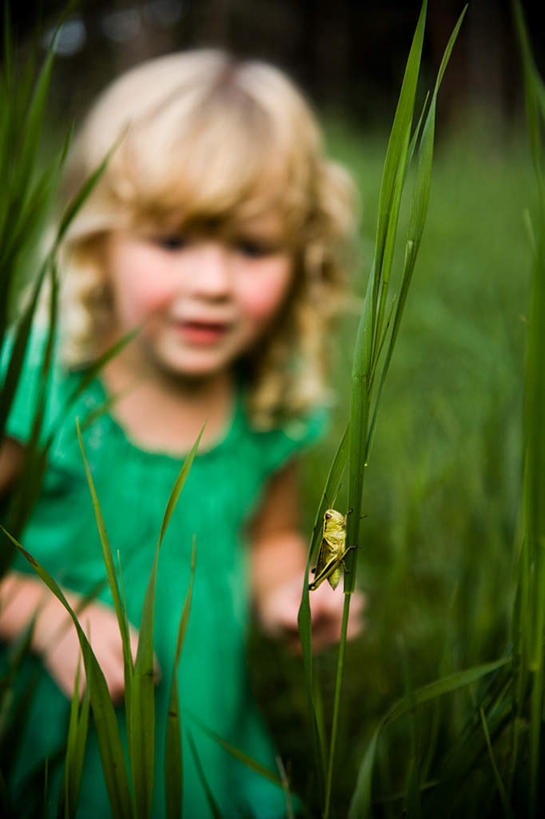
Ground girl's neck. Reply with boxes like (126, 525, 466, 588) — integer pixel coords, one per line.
(100, 349, 236, 455)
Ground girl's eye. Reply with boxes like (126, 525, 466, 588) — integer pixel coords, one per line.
(235, 239, 278, 258)
(156, 235, 186, 251)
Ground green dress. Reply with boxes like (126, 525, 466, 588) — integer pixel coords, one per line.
(1, 335, 325, 818)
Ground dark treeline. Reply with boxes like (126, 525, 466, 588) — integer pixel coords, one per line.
(5, 0, 545, 128)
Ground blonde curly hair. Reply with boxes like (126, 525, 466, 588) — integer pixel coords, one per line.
(59, 49, 358, 428)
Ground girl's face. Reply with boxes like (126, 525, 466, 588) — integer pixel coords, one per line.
(103, 213, 294, 381)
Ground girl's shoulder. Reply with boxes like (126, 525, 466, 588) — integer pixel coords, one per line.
(241, 400, 329, 479)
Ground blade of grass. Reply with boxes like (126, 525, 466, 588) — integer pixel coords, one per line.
(367, 7, 467, 449)
(46, 328, 139, 448)
(0, 526, 133, 819)
(275, 755, 295, 819)
(324, 9, 442, 816)
(54, 143, 118, 247)
(512, 3, 545, 813)
(0, 255, 49, 440)
(348, 657, 509, 819)
(129, 426, 204, 818)
(187, 730, 222, 819)
(479, 706, 513, 819)
(187, 713, 284, 788)
(4, 260, 60, 545)
(58, 661, 90, 819)
(165, 537, 196, 819)
(76, 419, 134, 698)
(297, 423, 348, 799)
(371, 0, 427, 350)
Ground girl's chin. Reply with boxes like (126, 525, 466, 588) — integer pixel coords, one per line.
(154, 351, 236, 383)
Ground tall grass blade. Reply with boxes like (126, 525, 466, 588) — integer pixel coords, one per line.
(55, 145, 116, 246)
(187, 731, 222, 819)
(275, 755, 295, 819)
(297, 424, 348, 799)
(512, 2, 545, 813)
(323, 5, 468, 816)
(165, 537, 196, 819)
(0, 671, 39, 781)
(58, 662, 90, 819)
(367, 7, 467, 448)
(0, 257, 49, 441)
(187, 714, 284, 788)
(0, 527, 133, 819)
(76, 420, 134, 699)
(129, 427, 203, 818)
(47, 329, 139, 444)
(6, 40, 55, 221)
(372, 0, 427, 342)
(479, 706, 513, 819)
(348, 658, 508, 818)
(5, 262, 59, 547)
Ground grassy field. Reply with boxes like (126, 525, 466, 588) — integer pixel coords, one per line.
(2, 11, 540, 811)
(250, 111, 535, 815)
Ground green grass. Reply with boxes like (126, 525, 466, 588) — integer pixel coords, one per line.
(3, 4, 543, 816)
(250, 109, 533, 815)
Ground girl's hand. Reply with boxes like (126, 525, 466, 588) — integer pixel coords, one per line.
(257, 574, 366, 652)
(33, 595, 160, 702)
(250, 463, 365, 652)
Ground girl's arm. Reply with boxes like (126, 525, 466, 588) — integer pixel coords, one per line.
(0, 437, 24, 494)
(249, 461, 364, 651)
(0, 572, 145, 700)
(0, 438, 148, 701)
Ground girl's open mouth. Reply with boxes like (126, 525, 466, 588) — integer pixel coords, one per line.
(176, 320, 229, 345)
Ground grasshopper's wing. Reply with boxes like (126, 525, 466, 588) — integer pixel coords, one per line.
(309, 537, 342, 590)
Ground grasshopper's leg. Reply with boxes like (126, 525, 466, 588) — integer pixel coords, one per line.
(340, 545, 358, 574)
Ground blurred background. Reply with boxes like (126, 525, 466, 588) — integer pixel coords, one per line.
(5, 0, 545, 125)
(5, 1, 545, 813)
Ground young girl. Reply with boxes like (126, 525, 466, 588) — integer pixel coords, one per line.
(0, 50, 363, 817)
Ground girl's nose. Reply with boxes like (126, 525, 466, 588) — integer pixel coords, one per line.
(188, 242, 231, 301)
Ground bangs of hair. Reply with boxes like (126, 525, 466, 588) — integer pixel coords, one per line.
(65, 52, 322, 244)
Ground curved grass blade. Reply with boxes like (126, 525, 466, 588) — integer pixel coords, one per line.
(54, 143, 117, 247)
(372, 0, 427, 349)
(76, 420, 133, 698)
(187, 713, 284, 789)
(328, 6, 465, 817)
(0, 255, 49, 440)
(4, 262, 60, 547)
(348, 657, 509, 819)
(58, 661, 90, 819)
(479, 706, 513, 819)
(129, 426, 203, 818)
(0, 526, 132, 819)
(187, 730, 222, 819)
(512, 3, 545, 811)
(165, 537, 196, 819)
(297, 423, 348, 800)
(366, 6, 467, 450)
(47, 328, 139, 447)
(8, 33, 55, 218)
(0, 670, 39, 780)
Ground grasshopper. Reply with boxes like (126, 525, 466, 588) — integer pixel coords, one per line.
(309, 508, 355, 591)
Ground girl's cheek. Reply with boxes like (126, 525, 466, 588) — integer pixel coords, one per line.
(112, 278, 174, 325)
(241, 266, 293, 321)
